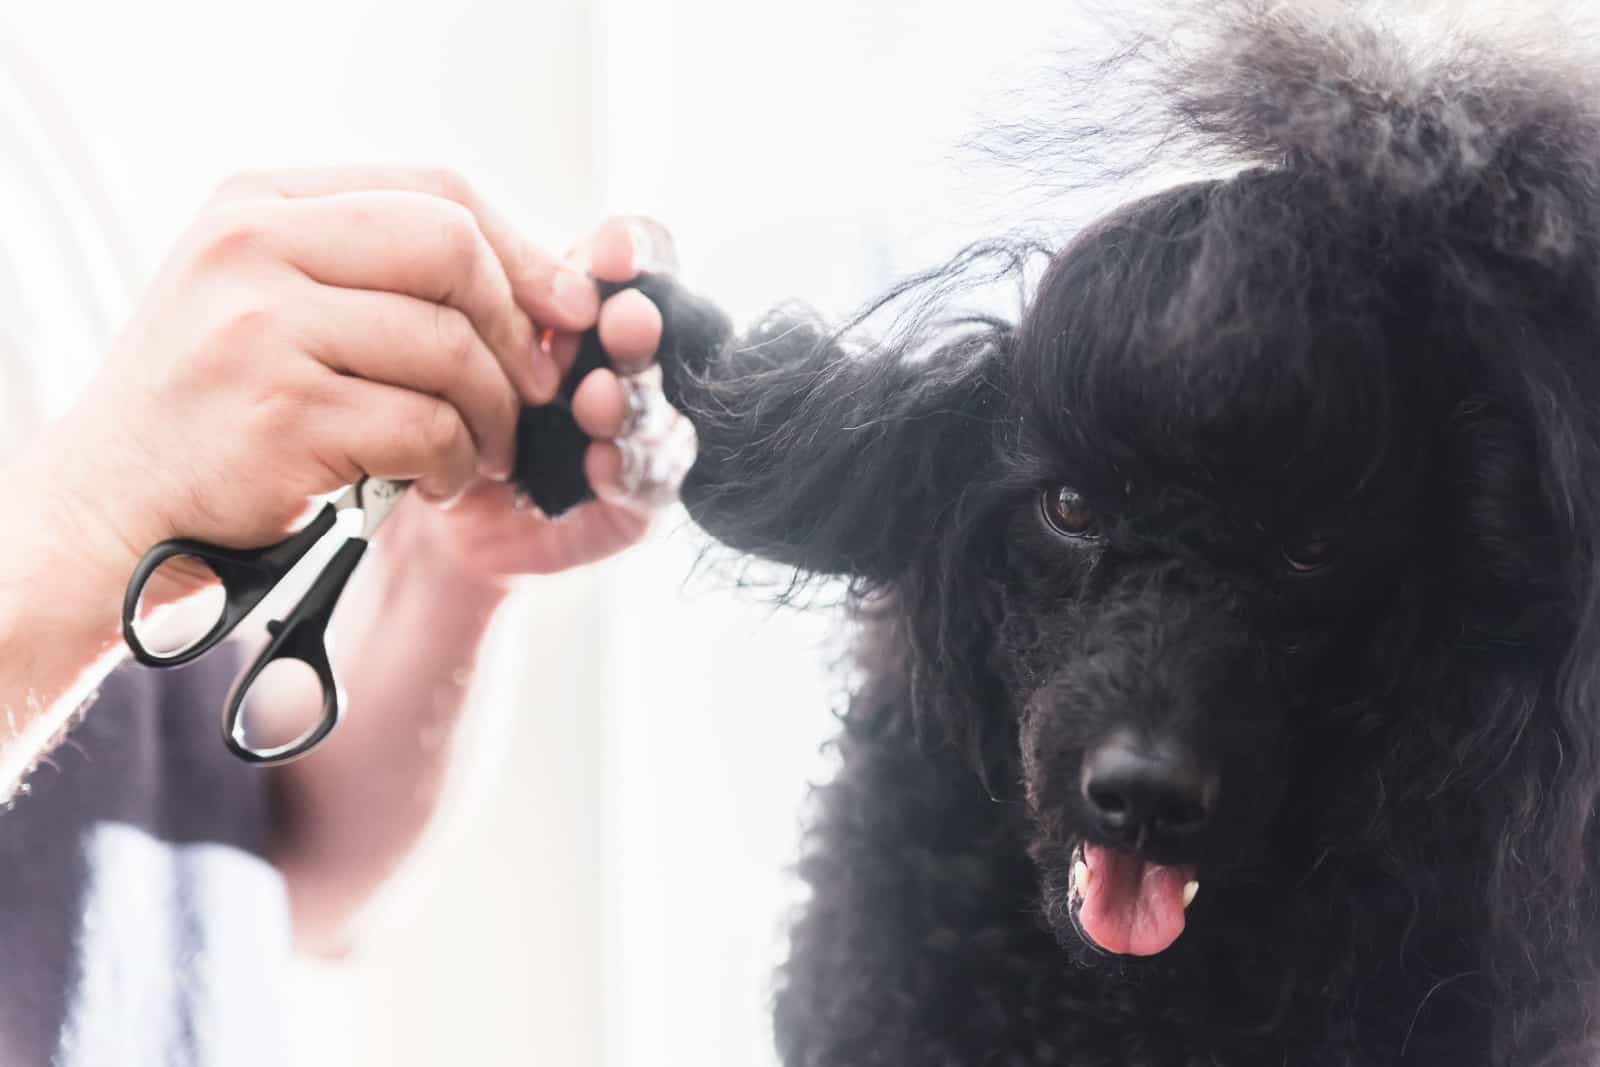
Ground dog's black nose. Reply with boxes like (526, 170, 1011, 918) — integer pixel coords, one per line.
(1080, 735, 1218, 845)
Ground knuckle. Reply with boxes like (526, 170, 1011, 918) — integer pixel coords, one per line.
(213, 301, 281, 354)
(214, 170, 265, 200)
(293, 369, 343, 413)
(421, 166, 474, 206)
(249, 383, 309, 442)
(195, 207, 269, 267)
(434, 307, 478, 372)
(437, 202, 484, 272)
(420, 397, 467, 456)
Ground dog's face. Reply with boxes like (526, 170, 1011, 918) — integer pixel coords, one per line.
(1002, 412, 1420, 959)
(938, 177, 1571, 961)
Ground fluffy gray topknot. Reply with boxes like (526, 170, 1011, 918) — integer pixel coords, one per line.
(991, 1, 1600, 265)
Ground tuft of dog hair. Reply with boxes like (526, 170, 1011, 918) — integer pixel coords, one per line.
(576, 1, 1600, 1062)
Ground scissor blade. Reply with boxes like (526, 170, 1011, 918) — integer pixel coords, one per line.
(352, 478, 410, 538)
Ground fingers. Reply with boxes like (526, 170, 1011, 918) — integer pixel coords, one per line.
(548, 330, 583, 378)
(299, 287, 520, 480)
(567, 215, 680, 282)
(572, 365, 679, 441)
(583, 441, 631, 507)
(257, 191, 557, 404)
(548, 214, 676, 377)
(582, 441, 670, 518)
(563, 236, 686, 513)
(597, 289, 664, 371)
(566, 285, 668, 438)
(219, 166, 601, 332)
(571, 369, 628, 438)
(327, 380, 479, 504)
(586, 222, 635, 283)
(580, 371, 698, 512)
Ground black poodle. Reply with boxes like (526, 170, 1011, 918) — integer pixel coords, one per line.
(518, 2, 1600, 1062)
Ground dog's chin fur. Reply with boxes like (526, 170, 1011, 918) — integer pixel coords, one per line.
(621, 1, 1600, 1063)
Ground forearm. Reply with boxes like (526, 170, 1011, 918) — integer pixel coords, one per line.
(0, 441, 139, 800)
(268, 497, 511, 955)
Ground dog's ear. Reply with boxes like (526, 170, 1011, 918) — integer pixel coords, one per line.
(673, 301, 1017, 773)
(1503, 313, 1600, 871)
(652, 279, 1014, 584)
(1447, 301, 1600, 1043)
(511, 266, 1015, 584)
(636, 268, 1020, 771)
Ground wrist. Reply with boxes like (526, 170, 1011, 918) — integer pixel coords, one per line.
(0, 439, 138, 737)
(3, 439, 142, 635)
(375, 494, 514, 613)
(25, 394, 176, 589)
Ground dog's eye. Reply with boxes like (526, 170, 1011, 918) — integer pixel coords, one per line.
(1282, 532, 1338, 573)
(1041, 487, 1098, 539)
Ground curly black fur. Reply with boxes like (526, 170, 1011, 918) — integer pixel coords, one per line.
(531, 2, 1600, 1062)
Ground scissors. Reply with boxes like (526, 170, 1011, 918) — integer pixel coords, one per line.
(121, 477, 409, 765)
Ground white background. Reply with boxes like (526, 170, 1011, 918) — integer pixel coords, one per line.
(2, 1, 1073, 1063)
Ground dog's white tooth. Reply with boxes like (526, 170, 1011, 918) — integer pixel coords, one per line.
(1182, 881, 1200, 909)
(1074, 860, 1092, 896)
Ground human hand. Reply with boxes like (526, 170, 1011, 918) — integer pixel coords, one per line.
(26, 166, 601, 604)
(385, 216, 688, 588)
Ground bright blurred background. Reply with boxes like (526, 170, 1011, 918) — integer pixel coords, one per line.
(1, 0, 1073, 1062)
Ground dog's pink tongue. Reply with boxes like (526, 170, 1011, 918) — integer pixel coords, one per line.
(1078, 845, 1191, 957)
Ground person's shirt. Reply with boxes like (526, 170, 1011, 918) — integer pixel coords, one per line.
(0, 656, 292, 1064)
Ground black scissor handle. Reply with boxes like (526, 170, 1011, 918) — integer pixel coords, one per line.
(122, 504, 340, 667)
(222, 536, 369, 765)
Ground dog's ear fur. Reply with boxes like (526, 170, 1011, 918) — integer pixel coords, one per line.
(658, 252, 1027, 585)
(649, 259, 1032, 770)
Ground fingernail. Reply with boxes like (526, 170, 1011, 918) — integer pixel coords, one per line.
(613, 414, 696, 509)
(479, 453, 512, 481)
(617, 379, 644, 438)
(619, 365, 671, 438)
(417, 484, 468, 512)
(617, 437, 647, 496)
(553, 268, 598, 324)
(626, 219, 678, 276)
